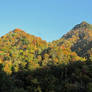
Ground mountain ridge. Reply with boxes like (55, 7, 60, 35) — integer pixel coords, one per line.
(72, 21, 92, 30)
(0, 21, 92, 67)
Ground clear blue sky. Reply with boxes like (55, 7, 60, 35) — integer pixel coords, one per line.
(0, 0, 92, 42)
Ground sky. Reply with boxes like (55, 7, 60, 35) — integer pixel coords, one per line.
(0, 0, 92, 42)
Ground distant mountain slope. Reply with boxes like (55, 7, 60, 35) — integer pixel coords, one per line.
(53, 21, 92, 59)
(0, 29, 48, 72)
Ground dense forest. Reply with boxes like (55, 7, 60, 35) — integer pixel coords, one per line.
(0, 21, 92, 92)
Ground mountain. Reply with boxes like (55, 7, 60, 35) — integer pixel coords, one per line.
(53, 21, 92, 59)
(0, 26, 86, 71)
(1, 21, 92, 73)
(0, 22, 92, 92)
(0, 28, 48, 72)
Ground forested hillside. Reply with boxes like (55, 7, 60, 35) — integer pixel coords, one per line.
(53, 21, 92, 58)
(0, 22, 92, 92)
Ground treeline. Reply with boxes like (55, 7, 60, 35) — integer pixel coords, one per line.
(0, 60, 92, 92)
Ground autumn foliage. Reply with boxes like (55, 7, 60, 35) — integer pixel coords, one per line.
(0, 22, 92, 92)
